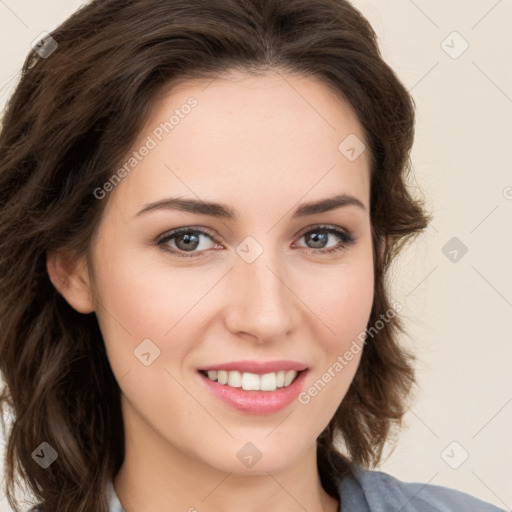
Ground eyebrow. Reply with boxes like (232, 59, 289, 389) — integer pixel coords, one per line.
(134, 193, 366, 220)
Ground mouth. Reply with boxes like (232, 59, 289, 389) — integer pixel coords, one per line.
(198, 368, 306, 392)
(197, 366, 310, 414)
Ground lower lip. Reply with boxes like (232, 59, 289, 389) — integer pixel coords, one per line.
(197, 370, 309, 414)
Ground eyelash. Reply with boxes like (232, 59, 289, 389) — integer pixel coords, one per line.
(156, 225, 356, 259)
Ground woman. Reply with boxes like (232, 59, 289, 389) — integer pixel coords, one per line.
(0, 1, 505, 511)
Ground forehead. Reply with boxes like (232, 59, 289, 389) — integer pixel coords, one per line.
(105, 69, 370, 221)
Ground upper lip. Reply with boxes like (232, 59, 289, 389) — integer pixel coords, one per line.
(198, 360, 308, 374)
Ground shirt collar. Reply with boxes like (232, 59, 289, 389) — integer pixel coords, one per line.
(106, 479, 125, 512)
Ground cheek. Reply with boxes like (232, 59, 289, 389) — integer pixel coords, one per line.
(89, 248, 189, 374)
(96, 252, 192, 333)
(295, 266, 373, 427)
(304, 260, 375, 348)
(300, 258, 374, 397)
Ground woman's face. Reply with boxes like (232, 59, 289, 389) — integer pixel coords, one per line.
(82, 70, 374, 475)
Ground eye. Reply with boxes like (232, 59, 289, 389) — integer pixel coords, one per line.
(156, 225, 356, 258)
(156, 227, 220, 258)
(294, 225, 356, 255)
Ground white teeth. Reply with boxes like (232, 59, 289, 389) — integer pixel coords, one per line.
(204, 369, 299, 391)
(241, 372, 260, 390)
(228, 371, 242, 388)
(260, 372, 276, 391)
(284, 369, 297, 386)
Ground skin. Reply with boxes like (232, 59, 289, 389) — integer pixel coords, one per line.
(47, 69, 377, 512)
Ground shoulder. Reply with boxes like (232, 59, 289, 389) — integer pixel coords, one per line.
(338, 465, 506, 512)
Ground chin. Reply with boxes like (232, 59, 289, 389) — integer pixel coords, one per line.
(201, 440, 309, 476)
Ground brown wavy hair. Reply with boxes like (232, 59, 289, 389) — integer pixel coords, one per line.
(0, 0, 431, 510)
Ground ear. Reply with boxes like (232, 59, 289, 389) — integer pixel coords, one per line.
(46, 249, 96, 314)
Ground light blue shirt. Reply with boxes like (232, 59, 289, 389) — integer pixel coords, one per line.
(106, 464, 507, 511)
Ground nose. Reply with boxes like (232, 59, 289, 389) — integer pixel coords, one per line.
(223, 247, 299, 344)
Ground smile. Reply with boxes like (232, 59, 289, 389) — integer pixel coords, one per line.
(197, 368, 309, 414)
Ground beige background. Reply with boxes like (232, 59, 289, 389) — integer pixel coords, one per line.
(1, 0, 511, 510)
